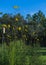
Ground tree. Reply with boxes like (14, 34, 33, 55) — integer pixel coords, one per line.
(26, 14, 32, 23)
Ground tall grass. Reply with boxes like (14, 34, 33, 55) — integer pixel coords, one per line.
(0, 41, 45, 65)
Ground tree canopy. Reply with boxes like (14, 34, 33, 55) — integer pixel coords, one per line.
(0, 10, 46, 46)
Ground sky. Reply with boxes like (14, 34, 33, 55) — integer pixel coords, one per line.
(0, 0, 46, 16)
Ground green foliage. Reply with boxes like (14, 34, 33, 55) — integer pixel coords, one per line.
(0, 10, 46, 46)
(0, 10, 46, 65)
(0, 44, 9, 65)
(0, 41, 45, 65)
